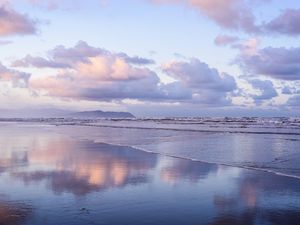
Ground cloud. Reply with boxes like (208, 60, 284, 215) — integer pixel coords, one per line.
(151, 0, 300, 37)
(0, 63, 30, 87)
(26, 0, 60, 10)
(13, 41, 154, 68)
(8, 0, 76, 10)
(29, 59, 166, 101)
(281, 85, 300, 95)
(188, 0, 259, 33)
(150, 0, 260, 33)
(116, 53, 155, 65)
(214, 34, 239, 46)
(9, 0, 300, 37)
(29, 68, 189, 102)
(162, 58, 237, 105)
(287, 95, 300, 106)
(12, 55, 69, 68)
(281, 86, 292, 95)
(248, 79, 277, 104)
(10, 141, 158, 195)
(16, 42, 237, 105)
(264, 9, 300, 36)
(162, 58, 237, 91)
(26, 42, 188, 102)
(0, 5, 37, 36)
(237, 47, 300, 80)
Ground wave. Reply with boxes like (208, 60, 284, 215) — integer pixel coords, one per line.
(63, 123, 300, 136)
(82, 137, 300, 180)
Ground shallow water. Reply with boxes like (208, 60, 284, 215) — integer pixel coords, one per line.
(55, 122, 300, 178)
(0, 123, 299, 225)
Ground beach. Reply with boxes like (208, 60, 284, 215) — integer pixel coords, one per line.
(0, 121, 299, 225)
(2, 0, 300, 224)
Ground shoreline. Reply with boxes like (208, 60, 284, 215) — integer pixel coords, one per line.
(0, 122, 299, 225)
(56, 123, 300, 181)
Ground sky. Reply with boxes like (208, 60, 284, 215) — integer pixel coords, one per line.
(0, 0, 300, 117)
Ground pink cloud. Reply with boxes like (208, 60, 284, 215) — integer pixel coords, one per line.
(0, 5, 36, 36)
(27, 42, 174, 101)
(15, 42, 237, 105)
(12, 41, 154, 69)
(214, 34, 239, 46)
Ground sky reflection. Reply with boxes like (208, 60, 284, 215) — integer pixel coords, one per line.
(160, 158, 218, 184)
(0, 124, 299, 225)
(0, 198, 32, 225)
(6, 139, 158, 195)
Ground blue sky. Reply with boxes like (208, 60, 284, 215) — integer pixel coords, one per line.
(0, 0, 300, 116)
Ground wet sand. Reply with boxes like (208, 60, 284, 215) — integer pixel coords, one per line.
(0, 123, 299, 225)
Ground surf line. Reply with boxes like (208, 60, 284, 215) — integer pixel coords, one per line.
(59, 123, 300, 136)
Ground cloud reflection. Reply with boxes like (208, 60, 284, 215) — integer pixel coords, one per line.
(160, 158, 218, 184)
(0, 199, 32, 225)
(209, 170, 300, 225)
(4, 137, 158, 195)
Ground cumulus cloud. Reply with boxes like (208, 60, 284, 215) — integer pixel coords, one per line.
(0, 5, 36, 36)
(0, 63, 30, 87)
(264, 9, 300, 36)
(30, 71, 168, 101)
(13, 41, 154, 68)
(237, 47, 300, 80)
(29, 69, 190, 102)
(162, 58, 237, 105)
(26, 42, 188, 102)
(13, 42, 237, 105)
(248, 79, 277, 104)
(29, 60, 164, 101)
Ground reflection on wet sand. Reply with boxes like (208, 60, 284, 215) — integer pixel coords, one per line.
(0, 128, 158, 195)
(0, 125, 299, 225)
(8, 140, 158, 195)
(0, 199, 32, 225)
(160, 158, 218, 184)
(209, 169, 300, 225)
(209, 205, 300, 225)
(158, 155, 300, 225)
